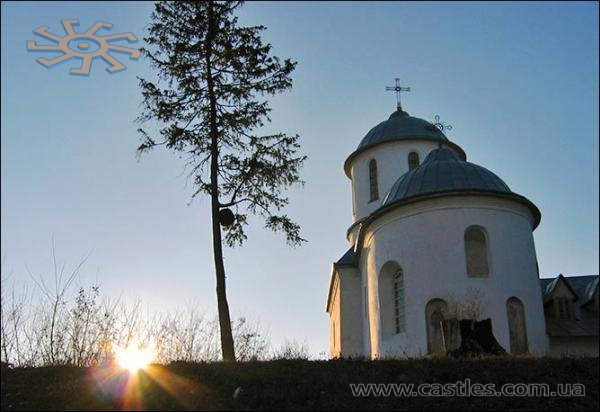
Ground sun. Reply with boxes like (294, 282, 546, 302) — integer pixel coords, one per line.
(115, 342, 155, 373)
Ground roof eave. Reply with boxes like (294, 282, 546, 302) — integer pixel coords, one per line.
(351, 190, 542, 266)
(346, 217, 366, 241)
(380, 190, 540, 228)
(325, 265, 338, 314)
(343, 138, 467, 178)
(546, 274, 582, 302)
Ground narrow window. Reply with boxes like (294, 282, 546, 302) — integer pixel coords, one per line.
(369, 159, 379, 201)
(379, 262, 403, 339)
(556, 297, 573, 320)
(393, 269, 406, 333)
(506, 297, 529, 354)
(558, 298, 566, 319)
(568, 299, 575, 319)
(426, 299, 448, 354)
(408, 151, 420, 170)
(465, 226, 490, 277)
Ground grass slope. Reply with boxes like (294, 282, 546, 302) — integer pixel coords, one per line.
(1, 357, 598, 410)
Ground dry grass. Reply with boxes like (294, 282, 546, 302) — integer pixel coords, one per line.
(1, 357, 598, 410)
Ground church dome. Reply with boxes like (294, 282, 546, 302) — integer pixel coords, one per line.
(344, 109, 466, 175)
(380, 148, 541, 228)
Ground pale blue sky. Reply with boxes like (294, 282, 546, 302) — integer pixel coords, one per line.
(1, 1, 598, 356)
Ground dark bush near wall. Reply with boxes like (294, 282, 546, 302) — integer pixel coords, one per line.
(1, 357, 598, 410)
(443, 318, 507, 357)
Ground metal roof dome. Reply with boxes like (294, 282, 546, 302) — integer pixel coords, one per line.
(344, 109, 466, 176)
(380, 148, 541, 228)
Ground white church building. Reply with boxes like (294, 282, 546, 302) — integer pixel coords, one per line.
(327, 88, 563, 359)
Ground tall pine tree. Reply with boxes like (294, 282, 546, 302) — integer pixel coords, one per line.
(137, 1, 305, 361)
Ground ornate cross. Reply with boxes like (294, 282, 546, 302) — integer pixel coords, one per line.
(432, 115, 452, 132)
(385, 78, 411, 110)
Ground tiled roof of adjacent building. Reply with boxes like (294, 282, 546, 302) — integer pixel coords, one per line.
(540, 274, 599, 337)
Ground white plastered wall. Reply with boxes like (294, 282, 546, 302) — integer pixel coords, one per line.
(358, 195, 548, 358)
(348, 141, 463, 223)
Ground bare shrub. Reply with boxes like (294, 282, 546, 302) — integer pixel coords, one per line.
(1, 276, 31, 366)
(272, 338, 310, 360)
(154, 307, 219, 362)
(447, 288, 487, 321)
(233, 317, 270, 361)
(1, 245, 291, 366)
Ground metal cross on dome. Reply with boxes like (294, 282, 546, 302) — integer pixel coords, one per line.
(432, 115, 453, 132)
(385, 78, 411, 110)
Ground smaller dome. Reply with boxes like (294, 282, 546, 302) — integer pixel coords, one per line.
(380, 148, 541, 228)
(344, 109, 466, 177)
(357, 110, 457, 152)
(383, 148, 510, 204)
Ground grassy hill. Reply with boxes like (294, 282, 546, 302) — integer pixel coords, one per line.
(1, 357, 598, 410)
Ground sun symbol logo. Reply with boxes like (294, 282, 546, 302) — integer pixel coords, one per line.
(26, 19, 141, 76)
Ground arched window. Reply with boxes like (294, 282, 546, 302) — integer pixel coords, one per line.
(393, 269, 406, 334)
(506, 297, 528, 355)
(408, 151, 420, 170)
(464, 226, 490, 277)
(425, 299, 448, 354)
(369, 159, 379, 201)
(379, 262, 404, 339)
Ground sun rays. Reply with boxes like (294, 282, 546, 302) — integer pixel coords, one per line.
(114, 342, 155, 373)
(87, 342, 207, 410)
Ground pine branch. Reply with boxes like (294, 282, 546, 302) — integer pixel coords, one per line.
(137, 0, 306, 247)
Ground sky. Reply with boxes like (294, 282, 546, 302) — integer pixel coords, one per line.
(1, 1, 598, 357)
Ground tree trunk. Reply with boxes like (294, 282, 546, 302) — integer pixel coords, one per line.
(206, 0, 236, 362)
